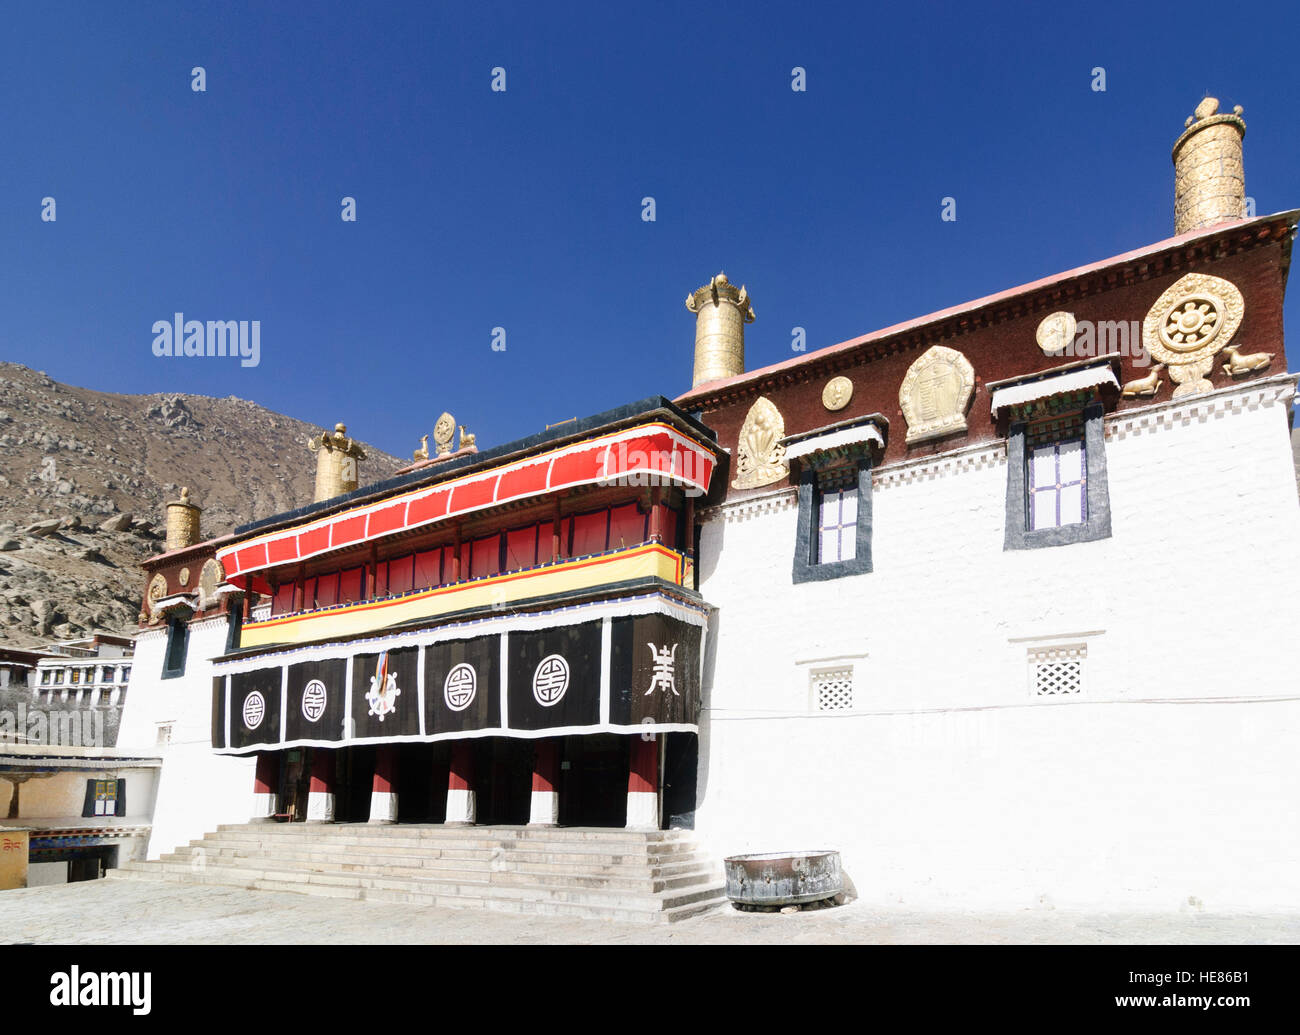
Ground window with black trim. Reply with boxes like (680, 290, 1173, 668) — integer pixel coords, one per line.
(82, 778, 125, 817)
(162, 617, 188, 679)
(225, 600, 244, 653)
(1005, 398, 1111, 550)
(793, 458, 874, 583)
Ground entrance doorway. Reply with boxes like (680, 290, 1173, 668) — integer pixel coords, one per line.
(397, 742, 449, 823)
(474, 738, 531, 825)
(662, 733, 698, 829)
(559, 735, 628, 828)
(333, 746, 375, 823)
(280, 749, 310, 821)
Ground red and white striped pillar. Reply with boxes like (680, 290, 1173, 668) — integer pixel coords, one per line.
(528, 739, 560, 826)
(626, 735, 659, 830)
(251, 752, 278, 821)
(306, 749, 335, 823)
(446, 741, 476, 824)
(368, 744, 399, 824)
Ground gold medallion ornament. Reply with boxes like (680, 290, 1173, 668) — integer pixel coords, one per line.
(899, 346, 976, 444)
(1141, 272, 1244, 397)
(146, 573, 168, 617)
(732, 396, 789, 490)
(1036, 312, 1077, 356)
(822, 376, 853, 411)
(178, 567, 190, 587)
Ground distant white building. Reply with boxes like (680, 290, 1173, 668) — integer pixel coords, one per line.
(114, 492, 255, 860)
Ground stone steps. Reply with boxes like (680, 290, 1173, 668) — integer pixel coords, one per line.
(109, 822, 727, 923)
(182, 835, 704, 865)
(156, 846, 714, 891)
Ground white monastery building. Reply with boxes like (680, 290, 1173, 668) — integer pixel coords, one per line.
(109, 95, 1300, 916)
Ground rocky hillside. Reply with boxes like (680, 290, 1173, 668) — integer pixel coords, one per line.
(0, 363, 402, 647)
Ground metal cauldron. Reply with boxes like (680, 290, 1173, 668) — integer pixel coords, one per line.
(724, 850, 843, 907)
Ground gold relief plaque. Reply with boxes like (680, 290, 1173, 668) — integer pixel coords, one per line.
(822, 376, 853, 411)
(1036, 312, 1077, 356)
(147, 573, 167, 617)
(178, 567, 190, 587)
(199, 558, 224, 606)
(1142, 272, 1244, 397)
(899, 345, 976, 444)
(732, 396, 789, 490)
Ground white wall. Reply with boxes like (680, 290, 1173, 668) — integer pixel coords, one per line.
(118, 615, 255, 858)
(26, 861, 68, 886)
(0, 768, 157, 820)
(695, 378, 1300, 911)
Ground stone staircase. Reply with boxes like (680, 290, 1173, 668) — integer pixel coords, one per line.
(106, 823, 728, 924)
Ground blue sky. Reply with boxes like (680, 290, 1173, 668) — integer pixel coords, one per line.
(1, 0, 1296, 461)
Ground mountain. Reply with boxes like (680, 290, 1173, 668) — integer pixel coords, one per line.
(0, 362, 403, 647)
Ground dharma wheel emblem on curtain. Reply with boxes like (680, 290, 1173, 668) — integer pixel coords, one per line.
(365, 651, 401, 721)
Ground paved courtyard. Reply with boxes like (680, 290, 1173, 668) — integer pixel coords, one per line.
(1, 880, 1298, 944)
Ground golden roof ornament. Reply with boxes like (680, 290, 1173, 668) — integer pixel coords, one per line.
(433, 412, 456, 456)
(1172, 95, 1247, 234)
(687, 272, 755, 389)
(164, 485, 202, 551)
(413, 434, 429, 461)
(308, 421, 367, 502)
(458, 425, 477, 452)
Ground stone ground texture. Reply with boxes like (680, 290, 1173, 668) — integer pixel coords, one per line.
(2, 880, 1298, 944)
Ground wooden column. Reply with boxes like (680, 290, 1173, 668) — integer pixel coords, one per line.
(626, 736, 659, 830)
(649, 485, 663, 542)
(251, 752, 279, 821)
(446, 741, 476, 824)
(551, 497, 563, 562)
(365, 545, 378, 600)
(528, 739, 560, 826)
(306, 749, 335, 822)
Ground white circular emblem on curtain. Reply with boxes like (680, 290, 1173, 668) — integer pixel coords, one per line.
(301, 680, 327, 722)
(532, 654, 569, 707)
(242, 691, 265, 730)
(444, 663, 477, 712)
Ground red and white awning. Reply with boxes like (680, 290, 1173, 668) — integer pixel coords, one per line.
(217, 422, 716, 588)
